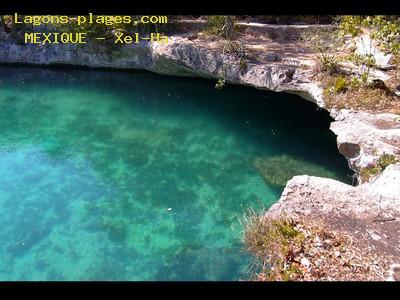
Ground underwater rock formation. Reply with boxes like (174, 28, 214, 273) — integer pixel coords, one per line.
(0, 29, 319, 103)
(253, 154, 339, 188)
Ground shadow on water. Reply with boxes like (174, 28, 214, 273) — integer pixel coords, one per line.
(19, 67, 350, 179)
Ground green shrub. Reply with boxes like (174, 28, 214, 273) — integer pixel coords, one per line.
(360, 153, 398, 182)
(360, 165, 383, 182)
(321, 55, 340, 73)
(348, 53, 376, 68)
(337, 15, 363, 37)
(215, 78, 226, 89)
(349, 76, 361, 90)
(272, 219, 301, 240)
(205, 16, 236, 40)
(333, 75, 348, 93)
(377, 153, 399, 168)
(367, 16, 400, 55)
(301, 28, 342, 73)
(338, 15, 400, 55)
(205, 16, 226, 35)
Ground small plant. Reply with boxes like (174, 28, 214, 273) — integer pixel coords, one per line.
(301, 28, 342, 73)
(321, 55, 340, 73)
(272, 219, 301, 240)
(205, 15, 236, 40)
(347, 53, 376, 68)
(359, 165, 383, 182)
(346, 51, 376, 86)
(359, 153, 399, 182)
(243, 210, 306, 281)
(215, 78, 226, 89)
(360, 71, 370, 84)
(324, 75, 350, 96)
(222, 39, 246, 60)
(377, 153, 399, 168)
(333, 75, 348, 93)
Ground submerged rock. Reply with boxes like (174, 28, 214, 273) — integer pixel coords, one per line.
(355, 34, 392, 69)
(252, 154, 338, 188)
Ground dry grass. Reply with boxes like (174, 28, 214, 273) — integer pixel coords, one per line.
(243, 212, 392, 281)
(387, 54, 400, 87)
(320, 73, 400, 113)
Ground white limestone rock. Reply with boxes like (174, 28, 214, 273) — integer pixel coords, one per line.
(330, 109, 400, 182)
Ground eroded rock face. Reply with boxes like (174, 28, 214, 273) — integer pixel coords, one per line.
(0, 31, 320, 102)
(268, 172, 398, 220)
(151, 37, 305, 94)
(365, 164, 400, 200)
(330, 109, 400, 182)
(0, 31, 155, 68)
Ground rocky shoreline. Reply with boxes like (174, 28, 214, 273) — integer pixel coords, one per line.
(1, 24, 399, 278)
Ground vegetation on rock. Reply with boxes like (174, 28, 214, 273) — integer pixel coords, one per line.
(204, 16, 236, 40)
(301, 27, 342, 74)
(243, 212, 393, 281)
(305, 16, 400, 113)
(360, 153, 399, 182)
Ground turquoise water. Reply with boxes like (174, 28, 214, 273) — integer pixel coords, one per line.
(0, 66, 351, 281)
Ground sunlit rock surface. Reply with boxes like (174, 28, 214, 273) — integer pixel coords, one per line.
(330, 109, 400, 182)
(253, 154, 341, 188)
(0, 31, 320, 103)
(265, 167, 400, 277)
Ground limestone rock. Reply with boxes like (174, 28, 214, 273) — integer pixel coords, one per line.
(330, 109, 400, 182)
(265, 53, 283, 62)
(364, 164, 400, 200)
(355, 34, 392, 69)
(266, 172, 400, 268)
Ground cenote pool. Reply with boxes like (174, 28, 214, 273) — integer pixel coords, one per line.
(0, 66, 352, 280)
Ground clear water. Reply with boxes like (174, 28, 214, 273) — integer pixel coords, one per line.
(0, 66, 352, 281)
